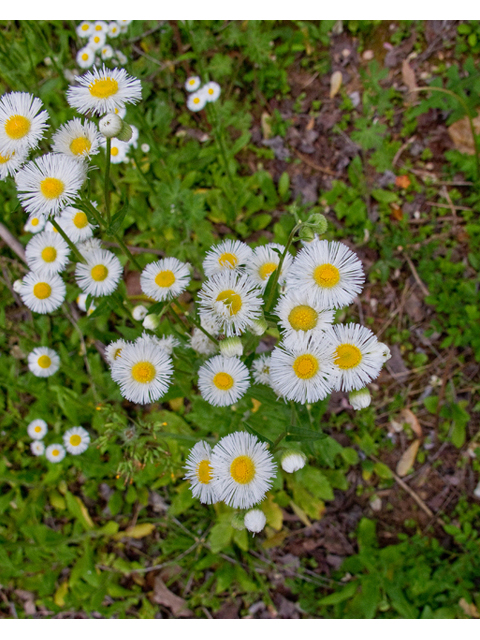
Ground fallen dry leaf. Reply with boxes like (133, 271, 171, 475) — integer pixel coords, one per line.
(448, 112, 480, 155)
(395, 174, 411, 189)
(113, 522, 155, 540)
(151, 577, 192, 617)
(399, 408, 423, 438)
(261, 112, 272, 140)
(329, 71, 343, 99)
(459, 597, 479, 618)
(396, 439, 421, 477)
(402, 59, 417, 101)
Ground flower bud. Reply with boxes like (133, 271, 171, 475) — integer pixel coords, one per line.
(244, 509, 266, 534)
(132, 304, 148, 321)
(99, 113, 123, 138)
(298, 225, 315, 242)
(143, 314, 160, 330)
(250, 315, 268, 336)
(348, 387, 371, 410)
(281, 450, 307, 473)
(141, 143, 150, 153)
(231, 512, 246, 531)
(219, 336, 243, 358)
(116, 122, 133, 142)
(13, 279, 23, 293)
(307, 213, 328, 235)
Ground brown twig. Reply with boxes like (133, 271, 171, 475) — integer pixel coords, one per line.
(293, 149, 338, 177)
(0, 222, 26, 262)
(402, 253, 430, 297)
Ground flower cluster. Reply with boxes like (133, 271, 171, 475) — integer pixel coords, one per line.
(185, 76, 221, 112)
(27, 418, 90, 461)
(75, 20, 131, 70)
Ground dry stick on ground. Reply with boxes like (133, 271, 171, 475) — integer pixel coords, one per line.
(425, 201, 472, 212)
(392, 135, 416, 167)
(402, 252, 430, 297)
(0, 222, 26, 262)
(293, 149, 338, 177)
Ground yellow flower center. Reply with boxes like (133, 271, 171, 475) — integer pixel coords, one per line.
(81, 53, 89, 61)
(81, 24, 89, 31)
(216, 289, 242, 316)
(5, 114, 30, 139)
(40, 177, 64, 200)
(69, 136, 91, 156)
(155, 270, 176, 288)
(288, 305, 318, 331)
(334, 344, 362, 370)
(41, 246, 57, 263)
(189, 79, 195, 85)
(313, 263, 340, 288)
(93, 36, 101, 44)
(208, 88, 214, 95)
(212, 372, 234, 390)
(218, 252, 238, 268)
(69, 435, 82, 446)
(131, 361, 156, 384)
(292, 354, 319, 379)
(51, 448, 60, 457)
(114, 348, 122, 359)
(33, 282, 51, 299)
(230, 455, 255, 484)
(31, 218, 39, 226)
(0, 151, 12, 164)
(91, 265, 108, 281)
(38, 355, 52, 369)
(89, 77, 119, 99)
(95, 24, 102, 31)
(111, 146, 119, 156)
(196, 459, 212, 484)
(73, 211, 88, 228)
(193, 97, 200, 104)
(34, 426, 41, 433)
(258, 262, 277, 280)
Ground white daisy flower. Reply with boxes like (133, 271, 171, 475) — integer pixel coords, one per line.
(244, 509, 266, 534)
(108, 22, 121, 38)
(88, 32, 106, 52)
(189, 317, 219, 357)
(15, 153, 86, 217)
(198, 270, 263, 338)
(210, 432, 277, 510)
(31, 441, 45, 456)
(129, 124, 139, 149)
(45, 443, 66, 463)
(76, 292, 96, 315)
(77, 236, 103, 256)
(63, 426, 90, 455)
(275, 291, 335, 340)
(251, 354, 272, 385)
(101, 45, 114, 61)
(27, 418, 48, 440)
(24, 214, 46, 234)
(52, 118, 101, 160)
(328, 323, 386, 392)
(110, 339, 174, 404)
(20, 271, 66, 314)
(140, 257, 191, 302)
(117, 20, 132, 32)
(57, 205, 96, 243)
(93, 20, 108, 34)
(76, 47, 95, 69)
(101, 136, 130, 163)
(373, 342, 391, 364)
(75, 248, 123, 297)
(197, 355, 250, 407)
(269, 333, 337, 404)
(152, 334, 180, 356)
(76, 21, 93, 38)
(105, 338, 127, 366)
(25, 231, 70, 276)
(0, 92, 49, 156)
(184, 441, 218, 504)
(28, 347, 60, 378)
(245, 243, 292, 292)
(187, 90, 207, 112)
(185, 76, 201, 92)
(281, 451, 307, 473)
(0, 147, 28, 180)
(203, 81, 221, 103)
(203, 239, 252, 277)
(286, 240, 365, 309)
(349, 387, 372, 410)
(115, 50, 128, 65)
(67, 65, 142, 116)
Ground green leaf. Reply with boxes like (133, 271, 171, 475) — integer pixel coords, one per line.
(286, 426, 327, 441)
(106, 203, 129, 235)
(209, 523, 234, 553)
(278, 171, 290, 199)
(318, 581, 357, 605)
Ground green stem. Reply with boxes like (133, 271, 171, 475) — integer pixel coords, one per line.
(264, 221, 303, 312)
(208, 103, 236, 193)
(271, 430, 288, 452)
(170, 305, 219, 346)
(50, 219, 86, 263)
(409, 86, 480, 180)
(105, 138, 112, 224)
(113, 234, 143, 271)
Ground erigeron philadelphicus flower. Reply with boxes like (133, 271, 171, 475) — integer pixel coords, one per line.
(101, 45, 114, 61)
(45, 444, 66, 463)
(251, 354, 272, 386)
(76, 292, 96, 315)
(203, 81, 221, 103)
(67, 65, 142, 116)
(129, 124, 139, 148)
(24, 214, 46, 234)
(93, 20, 108, 34)
(152, 335, 180, 356)
(101, 137, 129, 163)
(349, 387, 372, 410)
(88, 32, 106, 52)
(76, 47, 95, 69)
(0, 92, 49, 156)
(31, 441, 45, 456)
(77, 237, 103, 257)
(245, 242, 292, 292)
(285, 240, 365, 310)
(197, 355, 250, 407)
(108, 22, 121, 38)
(184, 441, 218, 504)
(244, 509, 266, 534)
(75, 248, 123, 297)
(27, 418, 48, 440)
(63, 426, 90, 455)
(132, 304, 148, 321)
(117, 20, 132, 33)
(185, 76, 201, 92)
(281, 450, 307, 473)
(115, 50, 128, 66)
(57, 206, 96, 243)
(52, 118, 101, 160)
(28, 347, 60, 378)
(269, 333, 337, 404)
(105, 338, 127, 366)
(20, 271, 66, 314)
(15, 153, 86, 217)
(76, 21, 93, 38)
(210, 432, 277, 510)
(140, 257, 191, 302)
(110, 339, 173, 404)
(328, 323, 386, 392)
(198, 271, 263, 338)
(187, 90, 207, 112)
(189, 318, 219, 357)
(219, 336, 243, 358)
(0, 147, 28, 180)
(275, 291, 335, 340)
(25, 230, 70, 276)
(203, 239, 252, 277)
